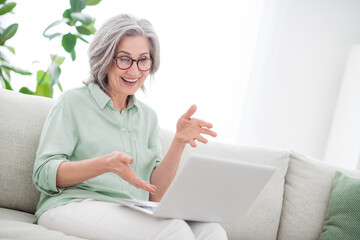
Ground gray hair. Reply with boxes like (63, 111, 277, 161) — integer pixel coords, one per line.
(85, 14, 160, 91)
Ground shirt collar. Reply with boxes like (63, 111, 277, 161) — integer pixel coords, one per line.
(88, 82, 138, 111)
(127, 94, 138, 110)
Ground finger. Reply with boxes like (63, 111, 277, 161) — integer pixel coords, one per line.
(131, 177, 156, 194)
(183, 104, 197, 119)
(189, 139, 197, 148)
(141, 181, 157, 194)
(197, 119, 213, 129)
(146, 183, 157, 194)
(200, 128, 217, 138)
(115, 163, 155, 193)
(118, 154, 133, 164)
(196, 134, 209, 144)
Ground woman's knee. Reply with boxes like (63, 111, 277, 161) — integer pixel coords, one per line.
(156, 219, 195, 240)
(189, 222, 228, 240)
(206, 223, 227, 240)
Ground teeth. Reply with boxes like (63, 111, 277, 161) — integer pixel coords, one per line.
(122, 77, 138, 83)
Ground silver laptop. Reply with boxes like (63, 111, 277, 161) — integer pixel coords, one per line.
(114, 153, 275, 224)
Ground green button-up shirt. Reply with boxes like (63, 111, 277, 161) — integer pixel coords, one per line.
(32, 83, 163, 221)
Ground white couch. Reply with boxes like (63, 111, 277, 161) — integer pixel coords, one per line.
(1, 88, 359, 240)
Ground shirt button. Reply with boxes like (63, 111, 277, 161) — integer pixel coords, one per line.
(122, 128, 126, 132)
(126, 148, 130, 153)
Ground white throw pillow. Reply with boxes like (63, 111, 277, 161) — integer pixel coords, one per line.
(277, 151, 360, 240)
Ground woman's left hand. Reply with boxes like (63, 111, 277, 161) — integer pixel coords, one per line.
(175, 104, 217, 147)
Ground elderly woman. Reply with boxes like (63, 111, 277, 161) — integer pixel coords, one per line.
(33, 14, 227, 240)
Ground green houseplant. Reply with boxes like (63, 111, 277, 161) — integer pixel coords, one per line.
(0, 0, 101, 98)
(0, 1, 32, 90)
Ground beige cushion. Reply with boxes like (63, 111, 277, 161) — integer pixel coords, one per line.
(160, 128, 289, 240)
(0, 219, 86, 240)
(0, 89, 54, 214)
(277, 151, 360, 240)
(0, 208, 35, 223)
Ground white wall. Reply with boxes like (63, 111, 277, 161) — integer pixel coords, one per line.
(3, 0, 260, 145)
(5, 0, 360, 165)
(237, 0, 360, 161)
(324, 45, 360, 169)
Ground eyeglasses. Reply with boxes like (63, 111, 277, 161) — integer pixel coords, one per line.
(113, 56, 154, 72)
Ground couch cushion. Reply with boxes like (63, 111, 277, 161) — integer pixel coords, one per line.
(277, 151, 360, 240)
(0, 207, 35, 223)
(160, 128, 289, 240)
(319, 171, 360, 240)
(0, 219, 86, 240)
(0, 89, 54, 214)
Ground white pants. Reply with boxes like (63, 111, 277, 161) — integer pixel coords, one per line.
(38, 199, 227, 240)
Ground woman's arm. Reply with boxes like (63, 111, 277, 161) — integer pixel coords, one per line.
(56, 151, 156, 194)
(149, 137, 185, 201)
(149, 105, 217, 201)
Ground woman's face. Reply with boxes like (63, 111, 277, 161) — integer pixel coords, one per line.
(107, 35, 151, 97)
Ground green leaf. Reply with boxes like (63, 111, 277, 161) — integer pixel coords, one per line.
(62, 33, 77, 53)
(0, 69, 13, 90)
(44, 19, 68, 34)
(0, 23, 18, 45)
(2, 66, 10, 79)
(0, 69, 8, 88)
(48, 33, 62, 41)
(70, 0, 86, 12)
(4, 45, 15, 54)
(51, 55, 65, 66)
(19, 87, 35, 95)
(37, 70, 50, 86)
(70, 49, 76, 61)
(63, 9, 72, 19)
(1, 63, 32, 75)
(76, 26, 91, 35)
(63, 9, 76, 26)
(48, 62, 61, 85)
(35, 84, 53, 98)
(85, 0, 101, 6)
(58, 82, 63, 91)
(3, 78, 13, 90)
(77, 35, 88, 43)
(43, 18, 68, 39)
(71, 12, 92, 25)
(82, 18, 96, 34)
(0, 74, 4, 88)
(0, 2, 16, 16)
(0, 0, 6, 5)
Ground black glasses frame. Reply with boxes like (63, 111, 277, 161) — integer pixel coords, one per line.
(113, 56, 154, 72)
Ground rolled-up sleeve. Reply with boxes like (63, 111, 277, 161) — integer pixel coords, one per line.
(32, 95, 76, 196)
(33, 158, 66, 195)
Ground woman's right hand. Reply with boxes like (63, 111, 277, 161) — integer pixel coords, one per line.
(105, 151, 156, 194)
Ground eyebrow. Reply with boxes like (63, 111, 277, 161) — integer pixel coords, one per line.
(115, 50, 150, 57)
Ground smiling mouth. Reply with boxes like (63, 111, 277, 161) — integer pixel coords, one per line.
(121, 77, 139, 83)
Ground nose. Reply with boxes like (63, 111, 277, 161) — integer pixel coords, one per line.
(126, 61, 140, 75)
